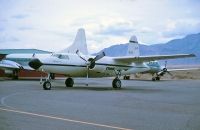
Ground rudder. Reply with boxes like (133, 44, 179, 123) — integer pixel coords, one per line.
(126, 35, 140, 57)
(62, 28, 88, 55)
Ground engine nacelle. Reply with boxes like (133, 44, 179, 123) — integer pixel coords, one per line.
(88, 58, 95, 69)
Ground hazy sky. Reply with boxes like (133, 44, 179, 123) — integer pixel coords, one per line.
(0, 0, 200, 53)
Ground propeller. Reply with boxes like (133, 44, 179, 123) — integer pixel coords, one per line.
(32, 53, 35, 58)
(163, 61, 173, 76)
(76, 50, 105, 85)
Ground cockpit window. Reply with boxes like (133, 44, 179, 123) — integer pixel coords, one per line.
(147, 61, 159, 67)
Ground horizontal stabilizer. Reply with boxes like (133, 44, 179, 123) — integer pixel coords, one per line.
(167, 68, 200, 72)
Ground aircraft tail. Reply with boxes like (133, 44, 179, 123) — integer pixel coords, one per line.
(126, 35, 140, 57)
(62, 28, 88, 55)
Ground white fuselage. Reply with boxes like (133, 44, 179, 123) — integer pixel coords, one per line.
(36, 53, 150, 77)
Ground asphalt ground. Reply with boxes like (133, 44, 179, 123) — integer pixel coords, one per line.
(0, 78, 200, 130)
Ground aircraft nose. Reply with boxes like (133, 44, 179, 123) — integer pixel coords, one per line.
(29, 58, 43, 70)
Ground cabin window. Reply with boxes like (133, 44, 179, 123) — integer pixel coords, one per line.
(53, 54, 69, 60)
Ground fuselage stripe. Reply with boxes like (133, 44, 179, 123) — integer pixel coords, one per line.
(42, 63, 147, 69)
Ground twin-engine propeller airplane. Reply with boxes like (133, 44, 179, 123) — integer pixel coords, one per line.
(122, 38, 199, 81)
(28, 32, 196, 90)
(129, 61, 199, 81)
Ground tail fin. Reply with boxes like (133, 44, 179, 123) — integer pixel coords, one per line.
(126, 35, 140, 57)
(62, 28, 88, 55)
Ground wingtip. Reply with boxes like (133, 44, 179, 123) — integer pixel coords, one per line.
(190, 54, 196, 57)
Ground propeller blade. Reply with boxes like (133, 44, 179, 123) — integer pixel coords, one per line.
(93, 51, 105, 62)
(165, 61, 167, 68)
(32, 53, 36, 58)
(76, 50, 87, 62)
(167, 71, 173, 76)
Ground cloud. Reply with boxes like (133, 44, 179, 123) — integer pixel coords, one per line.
(11, 14, 29, 19)
(17, 26, 34, 31)
(0, 27, 5, 32)
(0, 35, 20, 43)
(162, 19, 200, 38)
(97, 22, 135, 36)
(0, 0, 200, 53)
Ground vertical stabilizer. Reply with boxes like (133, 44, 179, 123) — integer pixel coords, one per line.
(126, 35, 140, 57)
(62, 28, 88, 55)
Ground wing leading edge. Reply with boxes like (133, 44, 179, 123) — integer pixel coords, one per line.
(114, 54, 196, 63)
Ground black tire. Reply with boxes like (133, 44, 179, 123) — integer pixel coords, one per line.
(112, 78, 121, 89)
(152, 77, 156, 81)
(12, 75, 19, 80)
(65, 78, 74, 87)
(124, 76, 130, 80)
(156, 77, 160, 81)
(43, 81, 51, 90)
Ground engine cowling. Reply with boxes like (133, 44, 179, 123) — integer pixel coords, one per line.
(88, 58, 95, 69)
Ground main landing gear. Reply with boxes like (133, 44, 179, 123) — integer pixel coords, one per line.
(42, 71, 122, 90)
(152, 76, 160, 81)
(65, 77, 74, 87)
(42, 73, 74, 90)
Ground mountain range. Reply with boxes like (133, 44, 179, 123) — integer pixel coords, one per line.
(96, 33, 200, 65)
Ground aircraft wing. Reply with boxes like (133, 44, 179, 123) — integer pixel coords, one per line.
(167, 68, 200, 72)
(114, 54, 196, 63)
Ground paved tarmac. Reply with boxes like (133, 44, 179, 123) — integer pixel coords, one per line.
(0, 78, 200, 130)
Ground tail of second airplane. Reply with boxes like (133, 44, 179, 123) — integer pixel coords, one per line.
(61, 28, 88, 55)
(126, 35, 140, 57)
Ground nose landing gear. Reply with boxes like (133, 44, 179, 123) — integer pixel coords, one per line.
(112, 70, 122, 89)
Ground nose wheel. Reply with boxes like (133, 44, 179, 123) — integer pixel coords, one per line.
(42, 73, 52, 90)
(43, 81, 52, 90)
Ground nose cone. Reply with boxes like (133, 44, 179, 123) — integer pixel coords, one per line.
(29, 58, 43, 70)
